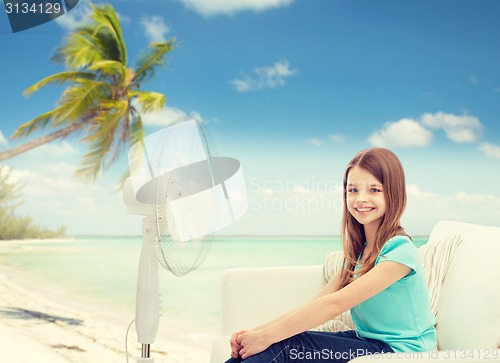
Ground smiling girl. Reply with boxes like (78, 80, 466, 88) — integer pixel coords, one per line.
(225, 147, 437, 363)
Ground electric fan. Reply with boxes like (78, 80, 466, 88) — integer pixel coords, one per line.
(122, 117, 247, 362)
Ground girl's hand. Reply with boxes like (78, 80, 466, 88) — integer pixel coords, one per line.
(229, 330, 246, 358)
(237, 329, 272, 359)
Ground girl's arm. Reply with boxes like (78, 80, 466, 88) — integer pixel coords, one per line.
(312, 271, 341, 299)
(237, 261, 411, 359)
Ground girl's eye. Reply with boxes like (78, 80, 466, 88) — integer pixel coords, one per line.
(370, 188, 382, 193)
(348, 188, 358, 193)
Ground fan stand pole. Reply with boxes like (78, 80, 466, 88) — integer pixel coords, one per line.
(136, 217, 160, 363)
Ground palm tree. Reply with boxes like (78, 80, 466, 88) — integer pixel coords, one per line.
(0, 4, 174, 181)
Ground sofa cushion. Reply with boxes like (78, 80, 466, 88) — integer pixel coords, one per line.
(323, 250, 344, 282)
(319, 250, 354, 331)
(420, 234, 463, 320)
(314, 310, 353, 332)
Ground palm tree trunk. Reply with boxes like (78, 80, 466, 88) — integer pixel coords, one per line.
(0, 121, 88, 162)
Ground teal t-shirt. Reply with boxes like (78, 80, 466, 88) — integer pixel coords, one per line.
(350, 236, 437, 352)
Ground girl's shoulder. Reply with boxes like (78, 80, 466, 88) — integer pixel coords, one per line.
(376, 234, 421, 272)
(387, 234, 412, 244)
(379, 235, 415, 256)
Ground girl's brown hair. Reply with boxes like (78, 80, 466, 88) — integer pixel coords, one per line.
(338, 147, 409, 289)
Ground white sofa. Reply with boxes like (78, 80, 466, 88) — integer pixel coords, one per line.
(210, 221, 500, 362)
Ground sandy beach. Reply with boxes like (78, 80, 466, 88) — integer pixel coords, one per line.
(0, 239, 213, 363)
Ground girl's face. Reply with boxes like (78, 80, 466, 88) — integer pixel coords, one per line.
(346, 166, 386, 230)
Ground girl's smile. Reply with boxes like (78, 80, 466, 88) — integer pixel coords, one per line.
(354, 206, 376, 213)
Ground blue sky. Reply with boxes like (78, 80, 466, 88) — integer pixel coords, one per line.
(1, 0, 499, 236)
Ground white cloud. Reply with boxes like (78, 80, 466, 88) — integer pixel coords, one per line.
(230, 60, 296, 92)
(33, 141, 78, 157)
(469, 75, 479, 84)
(329, 134, 345, 143)
(8, 164, 86, 198)
(140, 16, 170, 43)
(54, 3, 92, 30)
(370, 112, 485, 148)
(179, 0, 293, 16)
(45, 161, 77, 176)
(0, 130, 7, 146)
(142, 106, 203, 126)
(404, 184, 500, 234)
(452, 191, 500, 204)
(7, 168, 70, 202)
(368, 119, 433, 148)
(9, 163, 139, 235)
(478, 142, 500, 159)
(420, 111, 483, 143)
(406, 184, 438, 199)
(305, 138, 323, 147)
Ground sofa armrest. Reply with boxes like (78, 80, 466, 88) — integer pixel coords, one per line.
(211, 265, 325, 363)
(211, 335, 232, 363)
(210, 265, 326, 363)
(220, 265, 325, 335)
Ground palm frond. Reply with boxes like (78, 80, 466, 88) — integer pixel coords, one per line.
(87, 60, 126, 79)
(131, 90, 166, 113)
(90, 4, 127, 64)
(92, 28, 123, 65)
(129, 110, 144, 146)
(123, 109, 145, 179)
(79, 101, 124, 138)
(23, 71, 96, 96)
(55, 80, 111, 125)
(109, 104, 131, 165)
(11, 107, 62, 138)
(127, 109, 145, 164)
(76, 134, 116, 182)
(133, 40, 175, 86)
(55, 31, 105, 69)
(76, 100, 128, 181)
(74, 146, 108, 182)
(52, 5, 126, 69)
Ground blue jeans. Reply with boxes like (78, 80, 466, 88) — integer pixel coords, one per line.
(224, 330, 393, 363)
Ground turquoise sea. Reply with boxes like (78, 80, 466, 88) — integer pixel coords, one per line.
(0, 236, 428, 340)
